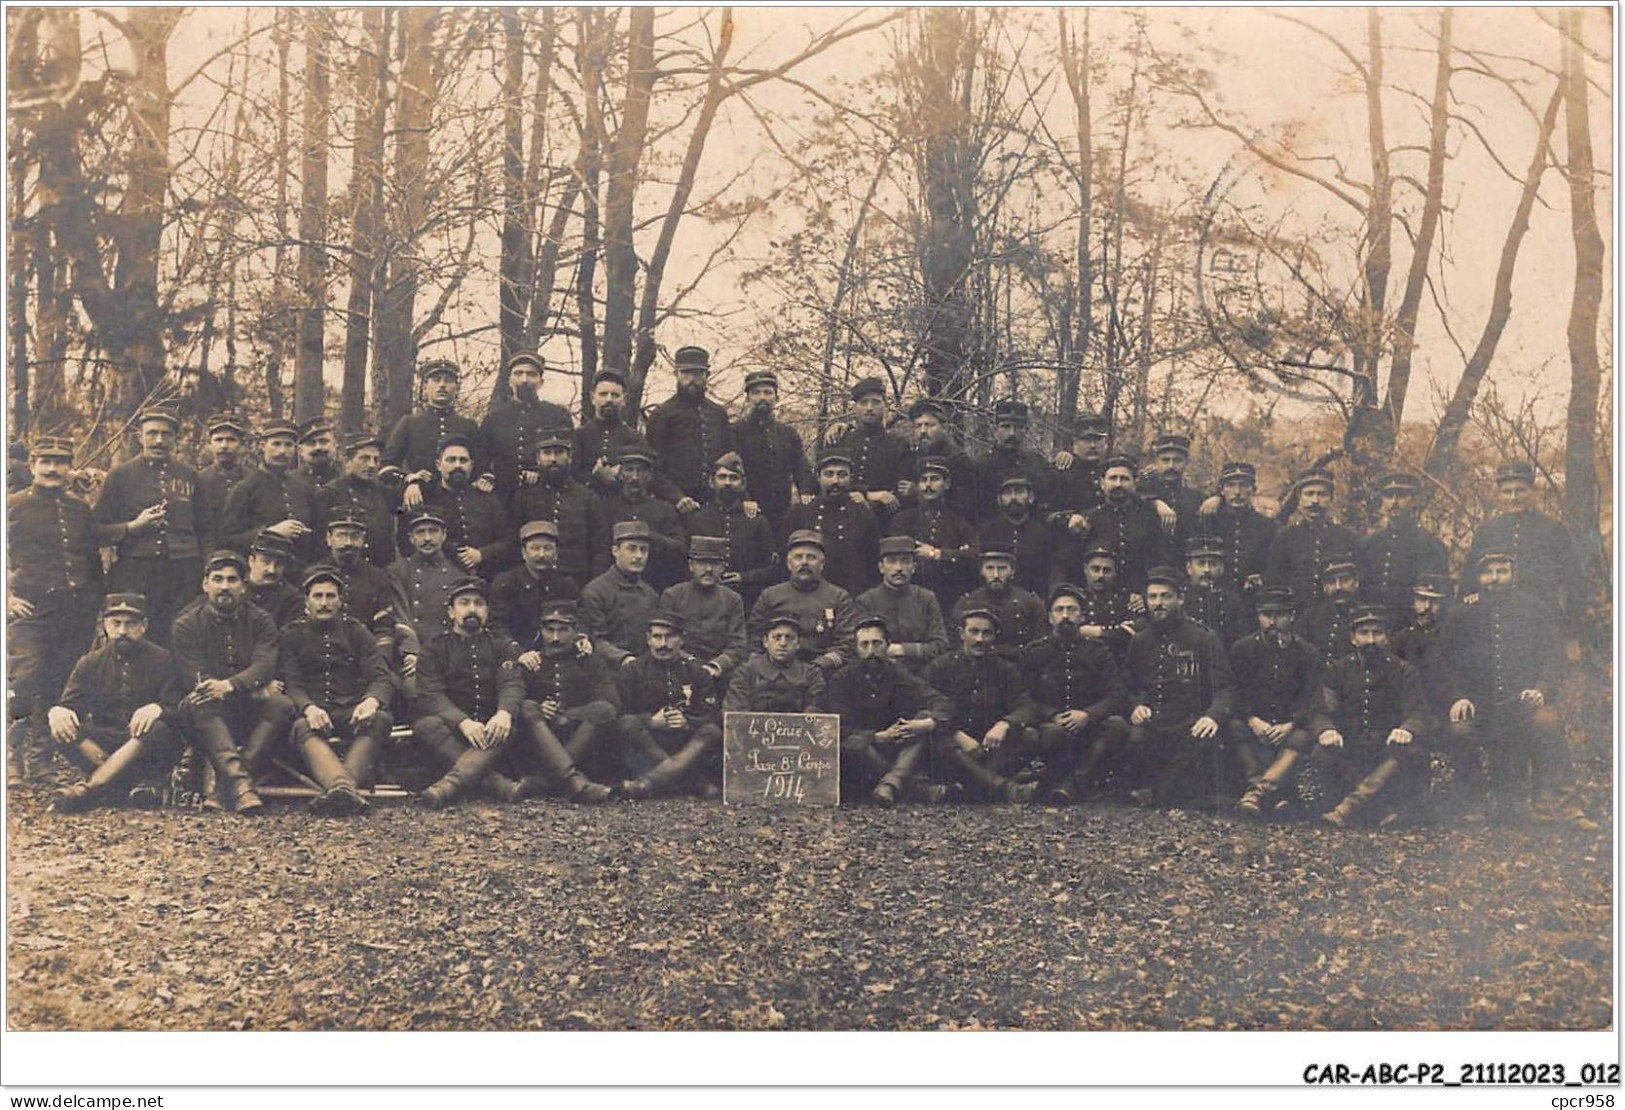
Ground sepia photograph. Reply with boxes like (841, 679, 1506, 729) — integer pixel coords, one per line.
(2, 2, 1615, 1089)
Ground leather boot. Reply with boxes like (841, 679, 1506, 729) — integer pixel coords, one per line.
(242, 705, 292, 778)
(1238, 749, 1300, 816)
(301, 736, 367, 815)
(195, 721, 265, 815)
(1323, 755, 1400, 828)
(946, 744, 1031, 803)
(420, 742, 503, 808)
(7, 717, 28, 789)
(875, 739, 926, 802)
(342, 728, 386, 791)
(527, 719, 609, 801)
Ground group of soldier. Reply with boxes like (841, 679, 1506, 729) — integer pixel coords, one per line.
(6, 344, 1597, 829)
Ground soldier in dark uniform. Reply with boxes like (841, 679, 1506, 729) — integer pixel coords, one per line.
(1357, 471, 1448, 618)
(1314, 604, 1430, 828)
(978, 474, 1051, 595)
(196, 410, 254, 515)
(95, 408, 212, 644)
(580, 520, 662, 669)
(314, 431, 395, 567)
(748, 530, 858, 675)
(975, 400, 1056, 519)
(409, 434, 514, 578)
(1049, 411, 1111, 518)
(660, 535, 749, 684)
(1140, 432, 1202, 542)
(781, 451, 881, 596)
(243, 530, 304, 627)
(616, 610, 724, 799)
(297, 418, 341, 488)
(827, 615, 950, 803)
(646, 345, 732, 511)
(1073, 546, 1141, 662)
(386, 512, 465, 669)
(1122, 566, 1237, 808)
(513, 600, 618, 802)
(46, 594, 189, 812)
(382, 358, 488, 501)
(732, 369, 811, 532)
(684, 453, 779, 609)
(854, 535, 950, 674)
(171, 551, 291, 814)
(1231, 587, 1322, 817)
(1436, 552, 1594, 828)
(1020, 583, 1131, 805)
(409, 576, 525, 808)
(1298, 556, 1362, 662)
(489, 520, 580, 651)
(828, 376, 908, 525)
(507, 427, 605, 582)
(1266, 467, 1358, 612)
(901, 399, 979, 521)
(1390, 572, 1452, 688)
(573, 369, 674, 501)
(1181, 534, 1249, 647)
(222, 418, 319, 565)
(596, 449, 688, 589)
(724, 615, 828, 713)
(321, 510, 403, 668)
(482, 351, 573, 500)
(1062, 455, 1168, 593)
(9, 437, 111, 786)
(951, 547, 1046, 664)
(1203, 460, 1277, 607)
(889, 457, 978, 612)
(925, 608, 1041, 802)
(279, 565, 395, 813)
(1463, 461, 1583, 627)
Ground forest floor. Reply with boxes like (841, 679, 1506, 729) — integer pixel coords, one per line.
(6, 768, 1611, 1032)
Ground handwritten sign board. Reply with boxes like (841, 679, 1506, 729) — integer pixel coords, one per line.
(722, 712, 840, 807)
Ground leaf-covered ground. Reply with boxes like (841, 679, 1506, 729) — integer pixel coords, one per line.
(6, 784, 1611, 1031)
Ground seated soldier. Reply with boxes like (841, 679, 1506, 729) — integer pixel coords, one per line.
(1021, 583, 1131, 805)
(1298, 555, 1362, 661)
(581, 520, 661, 669)
(47, 594, 189, 813)
(1075, 545, 1142, 661)
(410, 577, 525, 809)
(172, 551, 294, 815)
(1122, 566, 1237, 809)
(1314, 604, 1430, 829)
(854, 535, 950, 673)
(1231, 587, 1322, 818)
(489, 520, 579, 650)
(724, 615, 828, 713)
(616, 610, 723, 799)
(1181, 535, 1249, 647)
(827, 615, 949, 803)
(513, 600, 616, 803)
(952, 547, 1046, 664)
(661, 535, 749, 684)
(280, 565, 395, 813)
(924, 608, 1041, 803)
(748, 530, 858, 676)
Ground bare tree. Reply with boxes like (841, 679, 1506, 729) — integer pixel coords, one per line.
(294, 9, 331, 424)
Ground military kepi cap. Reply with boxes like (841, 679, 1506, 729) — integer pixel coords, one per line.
(673, 346, 712, 371)
(447, 576, 487, 602)
(1073, 412, 1111, 437)
(1377, 471, 1421, 494)
(1151, 432, 1192, 456)
(343, 431, 384, 455)
(850, 376, 886, 401)
(301, 564, 345, 593)
(763, 614, 803, 635)
(1048, 582, 1087, 607)
(536, 426, 573, 450)
(29, 436, 74, 461)
(612, 520, 652, 544)
(1255, 586, 1297, 613)
(260, 419, 299, 441)
(713, 451, 745, 476)
(646, 608, 686, 633)
(206, 410, 249, 436)
(540, 600, 578, 625)
(250, 530, 295, 558)
(957, 606, 1002, 630)
(689, 535, 727, 560)
(1296, 466, 1336, 491)
(1102, 454, 1138, 475)
(419, 357, 461, 381)
(1496, 460, 1535, 484)
(743, 369, 778, 391)
(785, 528, 825, 552)
(519, 520, 560, 544)
(1220, 461, 1256, 485)
(1184, 535, 1225, 559)
(326, 509, 368, 533)
(1475, 549, 1516, 568)
(1412, 573, 1451, 600)
(407, 511, 447, 531)
(204, 549, 249, 576)
(100, 592, 147, 618)
(135, 407, 182, 432)
(878, 535, 916, 558)
(993, 399, 1030, 424)
(1144, 565, 1184, 589)
(1350, 603, 1389, 629)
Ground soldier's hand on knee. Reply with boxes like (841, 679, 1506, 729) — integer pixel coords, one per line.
(1130, 704, 1152, 726)
(1518, 689, 1545, 707)
(1154, 500, 1177, 532)
(1191, 716, 1219, 740)
(983, 721, 1010, 750)
(8, 594, 35, 619)
(1318, 729, 1343, 749)
(1449, 698, 1476, 723)
(486, 710, 513, 744)
(47, 706, 79, 743)
(459, 718, 487, 748)
(1268, 722, 1293, 745)
(195, 678, 233, 702)
(538, 698, 563, 722)
(1247, 716, 1272, 740)
(1386, 728, 1413, 747)
(352, 698, 380, 725)
(305, 705, 334, 733)
(1057, 709, 1089, 734)
(256, 680, 285, 699)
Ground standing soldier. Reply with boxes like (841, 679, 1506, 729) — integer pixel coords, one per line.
(978, 475, 1051, 595)
(901, 399, 979, 520)
(748, 531, 858, 676)
(781, 451, 881, 595)
(1298, 556, 1362, 662)
(573, 369, 671, 499)
(828, 377, 908, 525)
(1313, 605, 1429, 828)
(171, 551, 293, 814)
(731, 369, 811, 533)
(661, 535, 749, 685)
(1181, 535, 1250, 647)
(489, 520, 580, 650)
(382, 358, 488, 508)
(1203, 461, 1277, 607)
(513, 600, 618, 802)
(196, 410, 254, 514)
(1075, 546, 1141, 660)
(1266, 467, 1358, 612)
(1231, 587, 1322, 817)
(297, 418, 341, 488)
(1049, 411, 1112, 518)
(314, 431, 395, 566)
(1357, 471, 1448, 618)
(408, 434, 514, 578)
(924, 608, 1041, 803)
(854, 535, 951, 674)
(1140, 432, 1202, 541)
(827, 615, 950, 803)
(222, 418, 319, 566)
(9, 437, 110, 786)
(507, 428, 605, 583)
(1058, 455, 1168, 593)
(1021, 583, 1131, 805)
(1464, 461, 1583, 627)
(684, 453, 779, 609)
(616, 610, 724, 799)
(951, 548, 1046, 664)
(888, 457, 978, 613)
(482, 351, 573, 501)
(724, 615, 828, 713)
(95, 408, 212, 644)
(646, 345, 732, 512)
(385, 512, 465, 672)
(1122, 567, 1237, 809)
(46, 594, 189, 812)
(580, 520, 662, 669)
(279, 565, 396, 813)
(975, 400, 1055, 519)
(409, 577, 525, 808)
(596, 449, 688, 588)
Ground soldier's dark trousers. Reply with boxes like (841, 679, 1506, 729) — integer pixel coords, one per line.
(411, 715, 510, 801)
(8, 589, 99, 783)
(1037, 715, 1131, 797)
(56, 721, 184, 800)
(108, 557, 202, 646)
(1446, 702, 1572, 811)
(1313, 737, 1428, 821)
(291, 709, 394, 792)
(1127, 717, 1233, 808)
(185, 694, 294, 810)
(616, 715, 722, 793)
(514, 701, 609, 798)
(1231, 724, 1313, 789)
(840, 729, 928, 799)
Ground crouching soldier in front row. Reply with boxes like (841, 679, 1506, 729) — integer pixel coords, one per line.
(512, 600, 616, 803)
(410, 577, 525, 809)
(827, 615, 948, 804)
(925, 608, 1041, 803)
(47, 594, 189, 813)
(616, 610, 723, 799)
(278, 565, 396, 815)
(1313, 604, 1429, 829)
(1232, 587, 1322, 818)
(724, 615, 827, 713)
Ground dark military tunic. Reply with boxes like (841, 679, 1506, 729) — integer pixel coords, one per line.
(951, 585, 1046, 664)
(1139, 472, 1203, 544)
(1357, 520, 1448, 616)
(171, 602, 280, 693)
(975, 444, 1056, 518)
(95, 456, 210, 562)
(1183, 581, 1250, 647)
(1021, 633, 1125, 721)
(572, 418, 658, 493)
(1123, 612, 1236, 726)
(223, 467, 320, 564)
(924, 650, 1039, 738)
(8, 485, 109, 711)
(617, 655, 721, 725)
(659, 581, 748, 676)
(481, 398, 573, 498)
(976, 512, 1052, 595)
(279, 615, 394, 715)
(383, 405, 485, 479)
(853, 583, 950, 671)
(684, 501, 780, 604)
(414, 628, 525, 725)
(386, 551, 466, 654)
(579, 567, 660, 668)
(1076, 585, 1140, 659)
(1314, 649, 1427, 746)
(330, 559, 399, 644)
(1229, 630, 1322, 728)
(781, 496, 881, 596)
(521, 650, 620, 718)
(489, 565, 580, 650)
(410, 480, 513, 577)
(1390, 613, 1449, 711)
(827, 657, 951, 733)
(506, 475, 605, 581)
(1265, 517, 1359, 614)
(197, 460, 254, 524)
(1436, 588, 1557, 708)
(56, 638, 190, 727)
(596, 491, 688, 589)
(1052, 458, 1105, 518)
(748, 579, 857, 671)
(887, 503, 978, 610)
(646, 392, 733, 504)
(1298, 597, 1358, 662)
(902, 442, 979, 521)
(732, 413, 812, 527)
(1078, 496, 1169, 594)
(829, 423, 909, 497)
(723, 654, 827, 713)
(247, 579, 304, 628)
(1464, 510, 1580, 616)
(1208, 502, 1278, 598)
(315, 475, 397, 566)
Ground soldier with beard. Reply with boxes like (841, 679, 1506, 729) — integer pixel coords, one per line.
(482, 351, 573, 500)
(748, 530, 858, 674)
(572, 370, 678, 502)
(1231, 587, 1322, 817)
(828, 615, 950, 803)
(888, 458, 978, 613)
(1356, 471, 1448, 619)
(977, 475, 1051, 594)
(781, 452, 881, 595)
(506, 428, 605, 582)
(854, 535, 950, 673)
(596, 449, 688, 589)
(223, 419, 320, 566)
(1048, 412, 1112, 518)
(1298, 557, 1362, 662)
(828, 377, 909, 526)
(297, 418, 341, 488)
(1199, 461, 1277, 607)
(901, 399, 979, 520)
(489, 521, 580, 651)
(1059, 455, 1169, 593)
(1139, 432, 1202, 543)
(647, 345, 732, 511)
(975, 400, 1056, 519)
(1266, 467, 1358, 611)
(383, 359, 488, 508)
(1181, 535, 1250, 647)
(321, 510, 401, 657)
(661, 535, 750, 683)
(951, 548, 1046, 664)
(731, 369, 811, 532)
(196, 411, 254, 515)
(684, 453, 779, 609)
(925, 609, 1041, 803)
(315, 431, 396, 566)
(616, 610, 724, 799)
(724, 615, 828, 713)
(408, 434, 514, 578)
(1075, 546, 1142, 660)
(513, 600, 617, 803)
(1463, 461, 1582, 623)
(46, 594, 190, 813)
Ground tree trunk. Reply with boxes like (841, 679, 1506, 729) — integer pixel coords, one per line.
(601, 8, 656, 397)
(342, 7, 388, 434)
(1356, 9, 1389, 414)
(522, 7, 564, 349)
(266, 9, 292, 422)
(494, 7, 530, 403)
(10, 124, 30, 436)
(1057, 8, 1093, 431)
(573, 10, 606, 416)
(294, 10, 331, 424)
